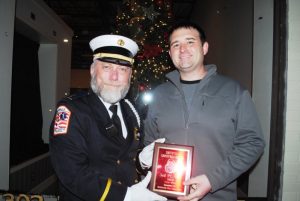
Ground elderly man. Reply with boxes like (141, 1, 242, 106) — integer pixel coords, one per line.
(50, 34, 166, 201)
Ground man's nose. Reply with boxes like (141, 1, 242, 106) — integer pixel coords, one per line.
(110, 68, 119, 80)
(180, 44, 187, 52)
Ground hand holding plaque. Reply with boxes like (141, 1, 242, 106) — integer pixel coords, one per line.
(139, 138, 166, 168)
(125, 172, 167, 201)
(149, 143, 193, 198)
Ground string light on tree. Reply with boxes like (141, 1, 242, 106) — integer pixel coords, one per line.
(114, 0, 174, 98)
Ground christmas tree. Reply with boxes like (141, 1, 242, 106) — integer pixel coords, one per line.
(113, 0, 174, 99)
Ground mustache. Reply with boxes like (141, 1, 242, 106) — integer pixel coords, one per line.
(90, 73, 130, 103)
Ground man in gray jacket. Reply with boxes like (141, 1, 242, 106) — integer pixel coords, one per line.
(143, 21, 265, 201)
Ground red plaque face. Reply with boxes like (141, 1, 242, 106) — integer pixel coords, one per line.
(149, 143, 193, 198)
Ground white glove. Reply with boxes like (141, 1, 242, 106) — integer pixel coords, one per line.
(124, 172, 167, 201)
(139, 138, 166, 168)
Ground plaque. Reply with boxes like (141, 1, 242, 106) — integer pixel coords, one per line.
(149, 143, 193, 198)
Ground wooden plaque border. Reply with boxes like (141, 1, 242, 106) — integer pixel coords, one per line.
(149, 142, 193, 198)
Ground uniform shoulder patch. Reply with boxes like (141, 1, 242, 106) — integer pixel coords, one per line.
(54, 105, 71, 136)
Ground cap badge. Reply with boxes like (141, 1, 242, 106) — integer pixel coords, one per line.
(117, 39, 125, 46)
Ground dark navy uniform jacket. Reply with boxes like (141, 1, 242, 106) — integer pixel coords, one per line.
(49, 91, 143, 201)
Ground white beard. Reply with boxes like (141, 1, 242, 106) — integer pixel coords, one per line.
(90, 73, 130, 104)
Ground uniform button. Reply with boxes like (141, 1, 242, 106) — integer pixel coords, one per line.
(117, 181, 122, 184)
(134, 179, 138, 183)
(117, 160, 121, 165)
(133, 157, 136, 162)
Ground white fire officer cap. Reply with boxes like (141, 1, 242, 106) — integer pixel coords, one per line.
(89, 34, 139, 67)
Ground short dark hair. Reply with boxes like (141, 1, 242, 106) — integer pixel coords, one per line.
(168, 20, 206, 44)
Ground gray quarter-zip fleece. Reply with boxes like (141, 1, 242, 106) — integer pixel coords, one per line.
(144, 64, 265, 201)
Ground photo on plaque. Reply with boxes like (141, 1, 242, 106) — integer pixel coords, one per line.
(149, 142, 193, 198)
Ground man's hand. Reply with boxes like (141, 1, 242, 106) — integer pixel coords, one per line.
(124, 172, 167, 201)
(139, 138, 165, 168)
(177, 175, 212, 201)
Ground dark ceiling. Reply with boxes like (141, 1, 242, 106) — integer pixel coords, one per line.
(43, 0, 196, 68)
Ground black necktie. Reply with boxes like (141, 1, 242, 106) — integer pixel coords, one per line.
(109, 104, 123, 138)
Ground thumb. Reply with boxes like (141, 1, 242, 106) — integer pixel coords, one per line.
(154, 138, 166, 143)
(141, 171, 152, 187)
(146, 138, 165, 151)
(183, 177, 197, 186)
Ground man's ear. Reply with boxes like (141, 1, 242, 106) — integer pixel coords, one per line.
(90, 62, 95, 76)
(203, 42, 209, 56)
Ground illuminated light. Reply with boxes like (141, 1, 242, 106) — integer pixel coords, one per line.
(174, 152, 187, 192)
(63, 39, 69, 43)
